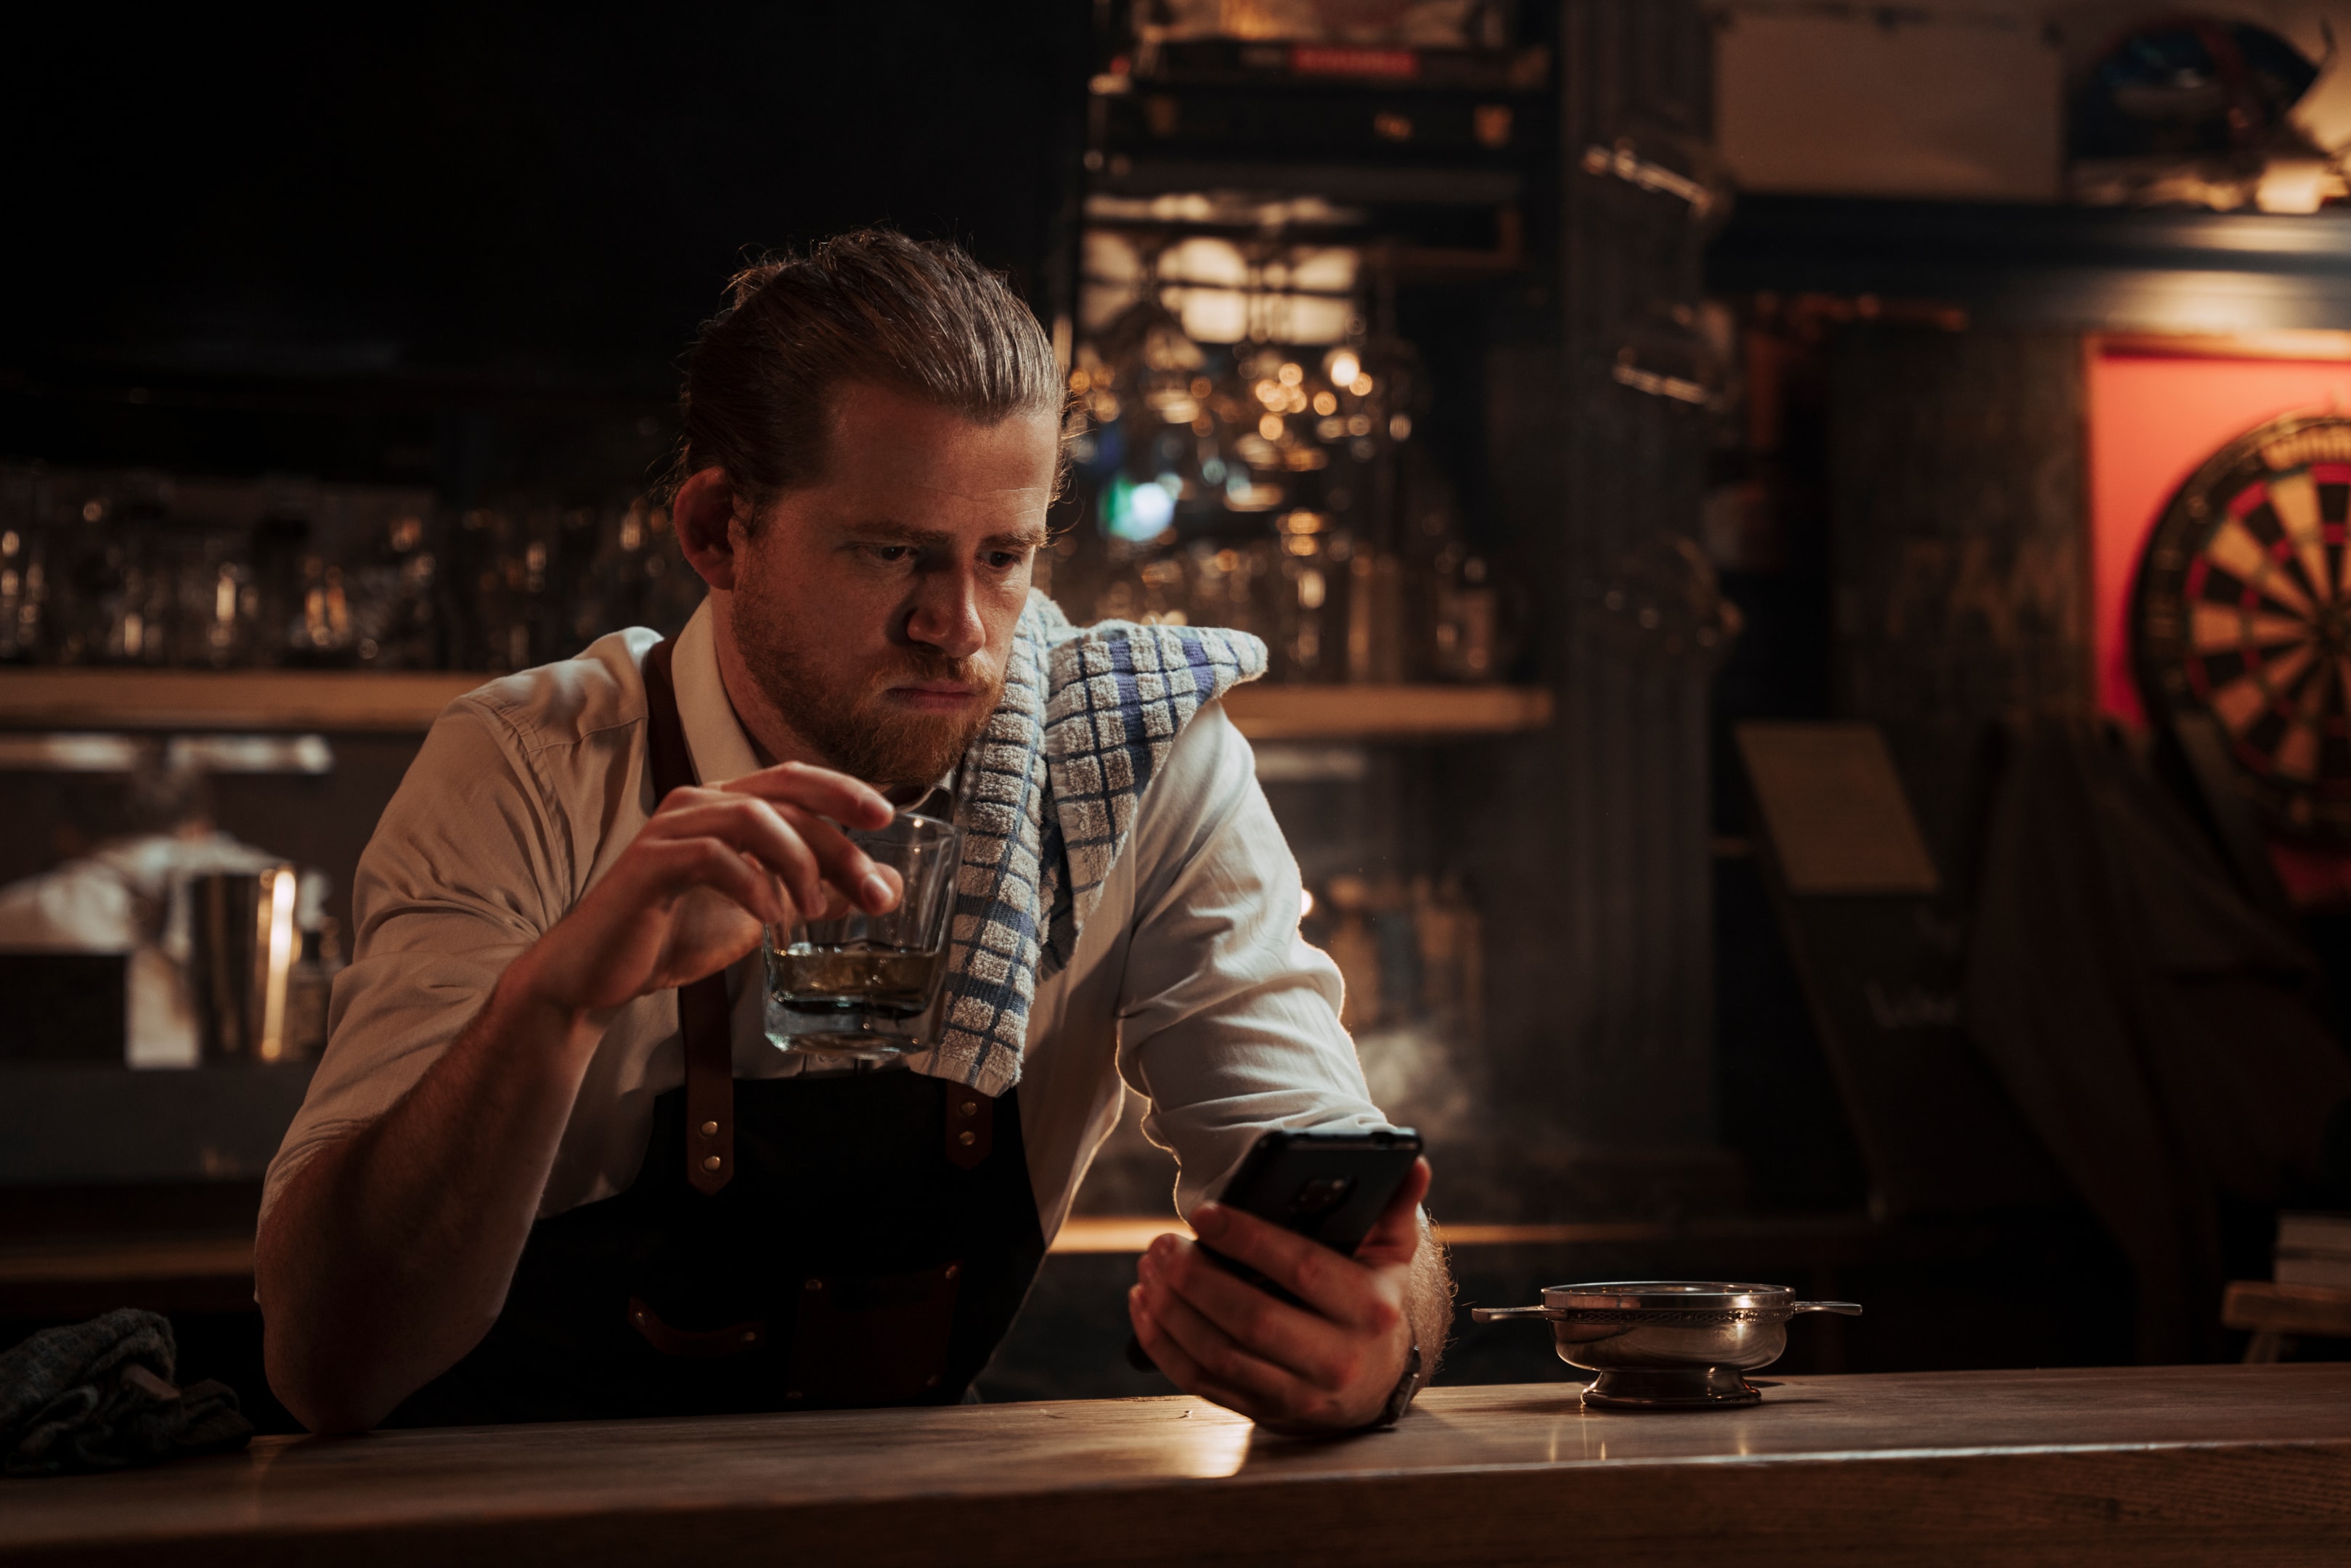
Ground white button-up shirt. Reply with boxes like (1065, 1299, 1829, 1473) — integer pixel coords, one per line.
(263, 603, 1386, 1241)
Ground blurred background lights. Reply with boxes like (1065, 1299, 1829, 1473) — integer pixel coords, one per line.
(1101, 471, 1179, 542)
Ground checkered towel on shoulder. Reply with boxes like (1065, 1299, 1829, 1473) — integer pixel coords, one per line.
(913, 593, 1266, 1098)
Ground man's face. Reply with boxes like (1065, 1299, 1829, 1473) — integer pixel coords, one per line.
(722, 381, 1060, 790)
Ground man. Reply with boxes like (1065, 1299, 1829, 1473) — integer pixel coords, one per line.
(256, 230, 1450, 1434)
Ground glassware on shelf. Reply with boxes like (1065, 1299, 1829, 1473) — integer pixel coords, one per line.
(1060, 254, 1523, 687)
(0, 462, 706, 674)
(1346, 544, 1405, 684)
(1079, 296, 1242, 549)
(34, 490, 102, 665)
(460, 507, 565, 673)
(574, 500, 649, 648)
(174, 534, 258, 669)
(0, 526, 42, 664)
(97, 521, 176, 668)
(1270, 510, 1353, 682)
(1090, 547, 1186, 626)
(1181, 538, 1270, 639)
(341, 509, 441, 669)
(248, 510, 314, 669)
(574, 496, 701, 646)
(285, 555, 359, 665)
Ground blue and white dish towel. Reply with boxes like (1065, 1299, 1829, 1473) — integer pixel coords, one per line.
(919, 592, 1266, 1097)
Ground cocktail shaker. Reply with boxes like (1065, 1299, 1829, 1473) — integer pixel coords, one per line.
(186, 865, 301, 1063)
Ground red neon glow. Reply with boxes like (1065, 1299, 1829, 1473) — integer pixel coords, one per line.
(2089, 349, 2351, 726)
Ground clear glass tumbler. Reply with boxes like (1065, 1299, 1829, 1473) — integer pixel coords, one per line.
(762, 811, 963, 1059)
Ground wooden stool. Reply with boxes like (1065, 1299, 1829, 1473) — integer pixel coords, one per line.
(2222, 1280, 2351, 1363)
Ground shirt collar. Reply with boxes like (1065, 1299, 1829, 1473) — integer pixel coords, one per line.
(671, 600, 763, 788)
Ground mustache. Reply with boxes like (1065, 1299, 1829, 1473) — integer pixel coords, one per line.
(873, 650, 995, 689)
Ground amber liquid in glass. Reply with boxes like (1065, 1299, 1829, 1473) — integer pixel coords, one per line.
(767, 940, 941, 1021)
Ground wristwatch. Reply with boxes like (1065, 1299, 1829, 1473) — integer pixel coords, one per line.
(1366, 1340, 1424, 1429)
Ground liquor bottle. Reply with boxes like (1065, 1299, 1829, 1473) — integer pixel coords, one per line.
(281, 915, 343, 1063)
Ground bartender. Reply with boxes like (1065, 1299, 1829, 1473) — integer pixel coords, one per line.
(256, 229, 1449, 1435)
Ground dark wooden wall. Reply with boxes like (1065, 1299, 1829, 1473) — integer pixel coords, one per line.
(1831, 331, 2088, 723)
(1442, 0, 1728, 1214)
(1828, 328, 2089, 864)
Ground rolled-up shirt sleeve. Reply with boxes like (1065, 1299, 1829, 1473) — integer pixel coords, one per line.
(259, 697, 572, 1225)
(1110, 703, 1390, 1216)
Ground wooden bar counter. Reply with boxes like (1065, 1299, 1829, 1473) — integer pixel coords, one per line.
(6, 1365, 2349, 1567)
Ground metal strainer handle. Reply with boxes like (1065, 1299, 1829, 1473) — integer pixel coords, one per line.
(1472, 1299, 1863, 1323)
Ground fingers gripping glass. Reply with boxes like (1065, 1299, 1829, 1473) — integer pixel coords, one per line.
(763, 811, 963, 1059)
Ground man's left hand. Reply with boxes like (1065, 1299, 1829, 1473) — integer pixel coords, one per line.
(1128, 1156, 1433, 1432)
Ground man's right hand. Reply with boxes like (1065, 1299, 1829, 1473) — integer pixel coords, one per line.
(507, 761, 902, 1018)
(261, 759, 907, 1432)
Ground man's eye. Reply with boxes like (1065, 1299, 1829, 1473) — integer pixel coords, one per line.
(869, 545, 913, 563)
(985, 550, 1027, 570)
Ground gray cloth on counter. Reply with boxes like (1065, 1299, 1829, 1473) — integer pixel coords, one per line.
(1, 1308, 250, 1477)
(1965, 719, 2351, 1362)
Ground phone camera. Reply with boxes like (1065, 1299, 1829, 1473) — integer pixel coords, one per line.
(1290, 1175, 1356, 1220)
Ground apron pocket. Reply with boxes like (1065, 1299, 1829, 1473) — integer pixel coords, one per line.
(785, 1260, 962, 1405)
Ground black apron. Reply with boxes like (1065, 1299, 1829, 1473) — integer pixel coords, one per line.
(389, 639, 1046, 1425)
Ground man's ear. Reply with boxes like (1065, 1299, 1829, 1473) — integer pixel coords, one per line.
(674, 467, 744, 592)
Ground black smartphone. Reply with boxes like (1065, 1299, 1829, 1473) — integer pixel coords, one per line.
(1128, 1125, 1424, 1368)
(1206, 1124, 1425, 1275)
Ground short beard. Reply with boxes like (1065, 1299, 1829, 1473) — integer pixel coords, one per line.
(732, 601, 1001, 793)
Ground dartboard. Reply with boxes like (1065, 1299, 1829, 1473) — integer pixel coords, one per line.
(2135, 410, 2351, 834)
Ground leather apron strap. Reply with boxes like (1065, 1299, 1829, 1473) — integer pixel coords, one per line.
(640, 638, 736, 1196)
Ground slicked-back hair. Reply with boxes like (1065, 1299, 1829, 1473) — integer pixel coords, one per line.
(669, 229, 1063, 518)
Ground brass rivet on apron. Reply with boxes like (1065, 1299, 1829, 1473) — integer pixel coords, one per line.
(944, 1263, 960, 1280)
(804, 1278, 823, 1292)
(958, 1130, 976, 1147)
(701, 1120, 718, 1137)
(702, 1154, 722, 1172)
(742, 1331, 757, 1344)
(925, 1374, 940, 1388)
(958, 1100, 978, 1116)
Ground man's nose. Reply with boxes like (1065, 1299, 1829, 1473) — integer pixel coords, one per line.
(903, 570, 987, 660)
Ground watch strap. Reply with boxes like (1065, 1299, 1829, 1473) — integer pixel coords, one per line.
(1367, 1339, 1423, 1429)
